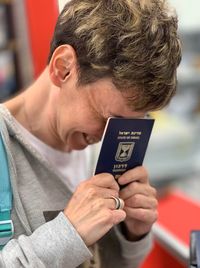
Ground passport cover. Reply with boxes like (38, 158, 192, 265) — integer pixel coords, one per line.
(94, 117, 154, 180)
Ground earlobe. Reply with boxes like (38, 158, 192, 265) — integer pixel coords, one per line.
(49, 45, 77, 87)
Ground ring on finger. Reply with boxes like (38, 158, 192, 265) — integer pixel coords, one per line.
(110, 196, 124, 210)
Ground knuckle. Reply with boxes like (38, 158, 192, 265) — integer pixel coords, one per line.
(142, 166, 149, 178)
(151, 187, 157, 197)
(87, 187, 97, 198)
(113, 182, 120, 191)
(102, 209, 113, 223)
(133, 194, 141, 206)
(108, 178, 119, 190)
(129, 182, 138, 192)
(104, 173, 114, 181)
(91, 199, 104, 210)
(103, 173, 119, 190)
(137, 166, 149, 180)
(147, 210, 158, 224)
(129, 195, 139, 207)
(138, 209, 147, 221)
(113, 211, 126, 225)
(97, 199, 105, 209)
(110, 190, 119, 198)
(154, 210, 159, 221)
(154, 199, 158, 209)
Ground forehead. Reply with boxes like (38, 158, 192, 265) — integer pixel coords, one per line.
(86, 79, 146, 119)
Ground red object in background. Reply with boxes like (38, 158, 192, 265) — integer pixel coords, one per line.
(25, 0, 59, 78)
(140, 190, 200, 268)
(157, 190, 200, 245)
(140, 241, 185, 268)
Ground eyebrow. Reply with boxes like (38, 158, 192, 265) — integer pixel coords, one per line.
(114, 113, 149, 119)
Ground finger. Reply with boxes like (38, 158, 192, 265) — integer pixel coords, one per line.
(75, 192, 124, 212)
(90, 197, 120, 211)
(111, 209, 126, 225)
(91, 173, 120, 191)
(120, 182, 156, 200)
(124, 207, 158, 224)
(124, 195, 158, 209)
(118, 166, 148, 186)
(101, 197, 122, 210)
(107, 196, 125, 210)
(87, 185, 119, 199)
(91, 200, 126, 223)
(89, 196, 125, 211)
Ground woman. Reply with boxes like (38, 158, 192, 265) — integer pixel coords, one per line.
(0, 0, 181, 267)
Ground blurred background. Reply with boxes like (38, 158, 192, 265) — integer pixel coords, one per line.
(144, 0, 200, 198)
(0, 0, 200, 267)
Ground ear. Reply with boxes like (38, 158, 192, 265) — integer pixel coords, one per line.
(49, 45, 77, 87)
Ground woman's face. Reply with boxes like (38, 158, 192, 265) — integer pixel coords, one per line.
(53, 78, 146, 152)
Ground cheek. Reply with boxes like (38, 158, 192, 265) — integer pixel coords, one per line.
(56, 100, 106, 137)
(68, 132, 86, 149)
(74, 106, 105, 130)
(83, 117, 107, 136)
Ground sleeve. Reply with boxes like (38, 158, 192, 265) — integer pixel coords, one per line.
(114, 226, 153, 268)
(0, 212, 92, 268)
(98, 225, 153, 268)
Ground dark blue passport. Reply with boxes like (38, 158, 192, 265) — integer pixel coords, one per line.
(94, 117, 154, 180)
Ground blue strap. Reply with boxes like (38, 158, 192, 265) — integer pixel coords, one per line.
(0, 135, 12, 211)
(0, 133, 13, 249)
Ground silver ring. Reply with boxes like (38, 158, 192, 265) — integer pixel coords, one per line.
(110, 196, 124, 210)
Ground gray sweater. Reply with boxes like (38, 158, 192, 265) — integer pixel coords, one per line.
(0, 105, 152, 268)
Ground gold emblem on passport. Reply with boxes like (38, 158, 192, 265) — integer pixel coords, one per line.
(115, 142, 135, 162)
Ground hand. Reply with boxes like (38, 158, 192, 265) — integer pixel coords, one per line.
(118, 166, 158, 241)
(64, 173, 126, 246)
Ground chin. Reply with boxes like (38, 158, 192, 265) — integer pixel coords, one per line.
(67, 143, 88, 151)
(75, 144, 88, 150)
(65, 132, 91, 151)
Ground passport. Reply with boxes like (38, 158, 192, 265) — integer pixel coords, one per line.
(94, 117, 154, 180)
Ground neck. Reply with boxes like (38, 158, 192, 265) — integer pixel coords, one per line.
(4, 67, 61, 149)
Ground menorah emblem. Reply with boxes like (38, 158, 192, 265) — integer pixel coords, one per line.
(115, 142, 135, 162)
